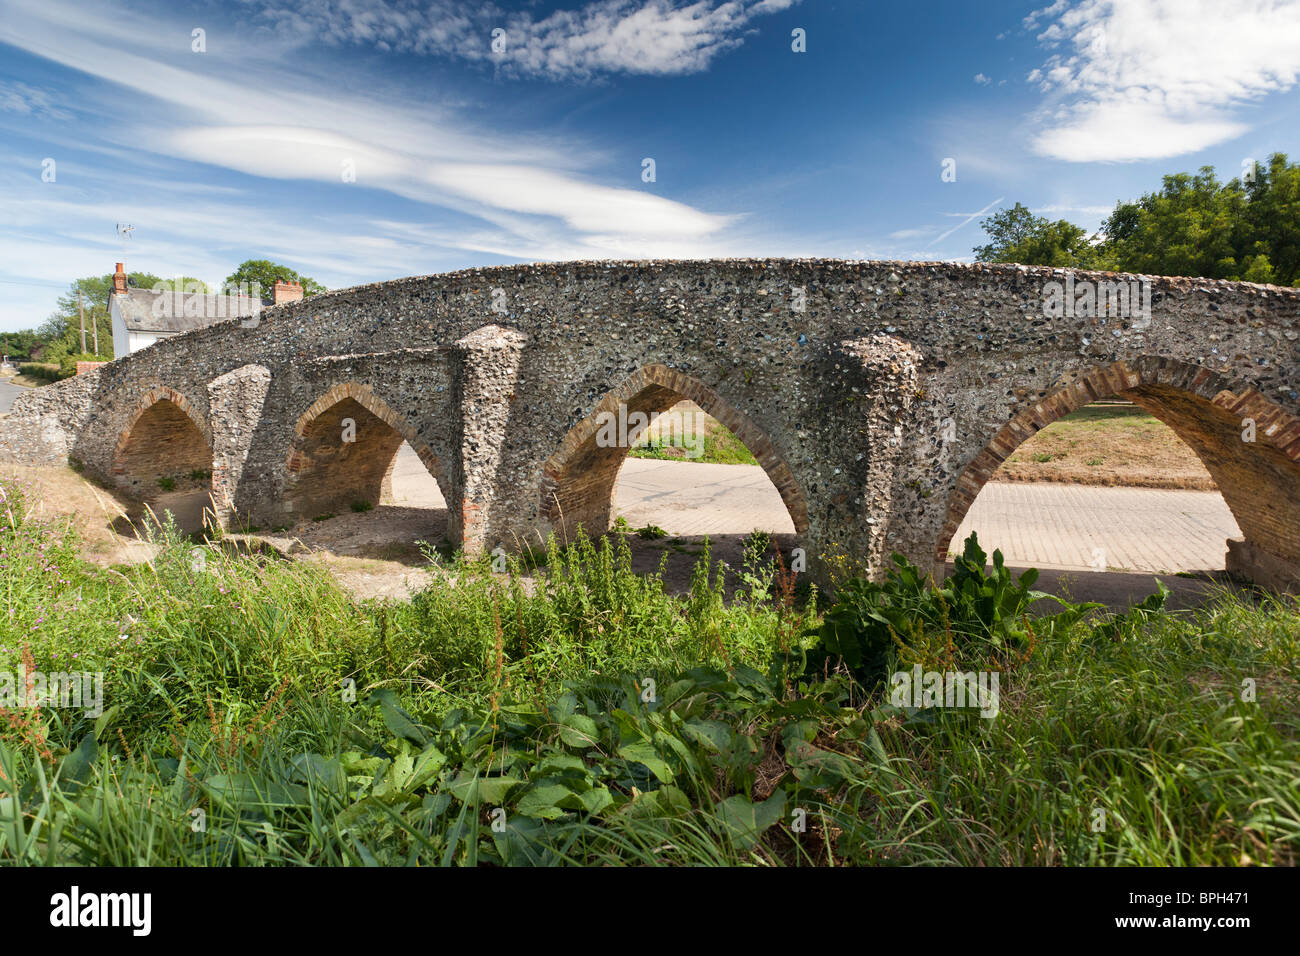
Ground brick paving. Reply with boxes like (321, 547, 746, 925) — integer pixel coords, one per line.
(613, 458, 797, 536)
(954, 481, 1240, 572)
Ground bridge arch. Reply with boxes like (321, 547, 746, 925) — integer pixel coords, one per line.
(110, 385, 214, 497)
(539, 364, 810, 539)
(937, 357, 1300, 584)
(285, 382, 446, 518)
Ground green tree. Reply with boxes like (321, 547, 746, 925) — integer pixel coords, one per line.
(972, 203, 1099, 268)
(1098, 167, 1245, 279)
(978, 154, 1300, 285)
(1238, 153, 1300, 285)
(0, 329, 40, 362)
(223, 259, 326, 298)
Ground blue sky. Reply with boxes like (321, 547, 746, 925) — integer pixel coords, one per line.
(2, 0, 1300, 331)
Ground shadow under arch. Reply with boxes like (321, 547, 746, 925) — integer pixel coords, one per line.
(285, 382, 446, 518)
(936, 357, 1300, 584)
(110, 384, 214, 494)
(539, 364, 810, 539)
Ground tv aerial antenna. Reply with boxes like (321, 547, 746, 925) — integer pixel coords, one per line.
(116, 223, 135, 264)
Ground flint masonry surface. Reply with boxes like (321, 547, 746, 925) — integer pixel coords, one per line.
(2, 259, 1298, 589)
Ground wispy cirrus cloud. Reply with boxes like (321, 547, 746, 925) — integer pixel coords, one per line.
(247, 0, 800, 81)
(0, 0, 813, 328)
(0, 0, 752, 273)
(1025, 0, 1300, 162)
(0, 80, 71, 119)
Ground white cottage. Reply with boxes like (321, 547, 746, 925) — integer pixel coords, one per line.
(108, 262, 303, 355)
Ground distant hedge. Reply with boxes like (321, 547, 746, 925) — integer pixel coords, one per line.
(18, 362, 63, 381)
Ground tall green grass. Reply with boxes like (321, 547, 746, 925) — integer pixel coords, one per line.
(0, 478, 1295, 865)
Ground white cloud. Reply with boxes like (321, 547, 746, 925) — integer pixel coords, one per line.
(0, 81, 70, 119)
(1025, 0, 1300, 162)
(974, 73, 991, 85)
(246, 0, 799, 80)
(0, 0, 748, 280)
(1032, 203, 1115, 216)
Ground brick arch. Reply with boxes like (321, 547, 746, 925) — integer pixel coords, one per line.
(936, 356, 1300, 567)
(110, 385, 214, 492)
(285, 382, 445, 517)
(540, 364, 810, 537)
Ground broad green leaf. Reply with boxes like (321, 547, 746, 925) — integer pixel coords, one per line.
(618, 741, 674, 782)
(682, 719, 732, 753)
(558, 713, 600, 748)
(369, 689, 429, 745)
(92, 705, 121, 741)
(204, 773, 307, 810)
(289, 753, 348, 794)
(57, 733, 97, 793)
(447, 772, 525, 805)
(516, 783, 571, 820)
(715, 791, 787, 850)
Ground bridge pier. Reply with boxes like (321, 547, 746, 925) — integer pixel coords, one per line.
(797, 335, 924, 583)
(448, 325, 529, 557)
(1226, 539, 1300, 592)
(207, 364, 270, 527)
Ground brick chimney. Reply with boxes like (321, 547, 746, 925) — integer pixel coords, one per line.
(112, 262, 128, 295)
(272, 280, 303, 305)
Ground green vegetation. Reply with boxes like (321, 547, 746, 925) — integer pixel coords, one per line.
(223, 260, 326, 298)
(0, 479, 1295, 866)
(0, 330, 41, 364)
(976, 152, 1300, 286)
(16, 362, 61, 383)
(630, 421, 759, 465)
(350, 500, 374, 513)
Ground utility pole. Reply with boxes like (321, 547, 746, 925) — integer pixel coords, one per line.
(78, 289, 86, 353)
(91, 299, 99, 355)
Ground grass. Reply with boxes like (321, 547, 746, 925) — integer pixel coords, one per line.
(6, 374, 47, 389)
(0, 476, 1296, 866)
(629, 425, 758, 465)
(627, 403, 759, 466)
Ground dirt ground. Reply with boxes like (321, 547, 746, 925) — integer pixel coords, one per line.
(0, 462, 159, 565)
(993, 403, 1215, 490)
(0, 453, 782, 604)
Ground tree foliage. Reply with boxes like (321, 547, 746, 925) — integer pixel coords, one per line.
(972, 203, 1099, 269)
(974, 153, 1300, 286)
(223, 259, 326, 297)
(0, 329, 40, 362)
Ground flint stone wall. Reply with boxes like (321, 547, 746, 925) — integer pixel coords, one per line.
(1, 259, 1297, 587)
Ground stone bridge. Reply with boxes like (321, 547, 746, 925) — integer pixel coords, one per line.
(3, 259, 1298, 590)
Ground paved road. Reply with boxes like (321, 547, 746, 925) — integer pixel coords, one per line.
(953, 481, 1239, 573)
(389, 446, 1238, 574)
(0, 377, 26, 414)
(613, 457, 797, 536)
